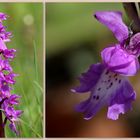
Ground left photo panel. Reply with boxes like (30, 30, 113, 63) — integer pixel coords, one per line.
(0, 3, 43, 138)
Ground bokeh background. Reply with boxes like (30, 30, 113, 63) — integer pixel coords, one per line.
(47, 3, 140, 137)
(0, 3, 43, 137)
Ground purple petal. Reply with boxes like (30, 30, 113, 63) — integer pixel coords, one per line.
(3, 49, 16, 59)
(1, 59, 12, 72)
(0, 23, 6, 33)
(0, 13, 7, 21)
(1, 100, 8, 111)
(107, 80, 136, 120)
(94, 11, 129, 44)
(4, 106, 14, 117)
(75, 96, 104, 120)
(8, 94, 21, 105)
(1, 84, 9, 93)
(14, 110, 23, 118)
(5, 73, 18, 84)
(0, 32, 12, 42)
(101, 44, 139, 76)
(83, 97, 106, 120)
(75, 98, 91, 112)
(9, 123, 19, 136)
(0, 39, 7, 50)
(71, 63, 105, 93)
(75, 67, 135, 120)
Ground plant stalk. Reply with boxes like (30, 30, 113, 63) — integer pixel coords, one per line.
(0, 109, 5, 137)
(123, 3, 140, 33)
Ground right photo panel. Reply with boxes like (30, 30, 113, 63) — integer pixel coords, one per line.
(46, 3, 140, 137)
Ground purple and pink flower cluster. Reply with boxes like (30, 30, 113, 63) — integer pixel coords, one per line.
(0, 13, 22, 135)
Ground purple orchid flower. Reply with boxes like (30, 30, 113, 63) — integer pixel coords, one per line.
(2, 97, 22, 136)
(71, 11, 140, 120)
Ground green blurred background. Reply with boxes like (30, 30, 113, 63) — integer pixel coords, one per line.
(0, 3, 43, 137)
(47, 3, 140, 137)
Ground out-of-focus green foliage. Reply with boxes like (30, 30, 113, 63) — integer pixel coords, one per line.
(0, 3, 43, 137)
(47, 3, 129, 57)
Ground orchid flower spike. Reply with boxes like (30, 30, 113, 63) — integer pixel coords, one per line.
(71, 11, 140, 120)
(0, 12, 22, 135)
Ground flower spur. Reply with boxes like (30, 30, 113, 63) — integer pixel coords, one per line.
(71, 11, 140, 120)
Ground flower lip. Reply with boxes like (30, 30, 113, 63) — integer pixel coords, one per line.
(74, 64, 136, 120)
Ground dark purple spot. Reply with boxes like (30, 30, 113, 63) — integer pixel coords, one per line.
(115, 78, 118, 81)
(105, 70, 109, 75)
(119, 79, 121, 83)
(108, 79, 111, 82)
(96, 95, 99, 100)
(98, 87, 101, 91)
(109, 75, 111, 78)
(108, 82, 113, 88)
(110, 82, 113, 86)
(93, 95, 96, 99)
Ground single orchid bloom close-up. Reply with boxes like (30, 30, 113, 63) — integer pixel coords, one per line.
(71, 11, 140, 120)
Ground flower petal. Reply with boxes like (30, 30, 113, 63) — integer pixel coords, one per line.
(8, 94, 21, 105)
(107, 80, 136, 120)
(0, 13, 7, 21)
(3, 49, 16, 59)
(0, 39, 7, 50)
(75, 68, 130, 120)
(94, 11, 129, 44)
(101, 44, 139, 76)
(71, 63, 105, 93)
(9, 123, 19, 136)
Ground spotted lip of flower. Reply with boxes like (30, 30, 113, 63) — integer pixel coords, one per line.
(71, 11, 138, 120)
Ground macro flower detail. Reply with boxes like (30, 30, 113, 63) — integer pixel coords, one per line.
(95, 11, 140, 76)
(0, 12, 22, 135)
(72, 11, 139, 120)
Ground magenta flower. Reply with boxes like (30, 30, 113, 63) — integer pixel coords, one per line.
(71, 11, 140, 120)
(2, 96, 22, 135)
(0, 12, 22, 135)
